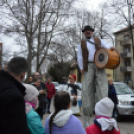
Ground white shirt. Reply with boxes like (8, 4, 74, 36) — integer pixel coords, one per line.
(77, 37, 111, 70)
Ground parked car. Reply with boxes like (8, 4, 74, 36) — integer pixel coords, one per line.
(76, 82, 134, 121)
(113, 82, 134, 121)
(52, 82, 59, 91)
(77, 82, 82, 89)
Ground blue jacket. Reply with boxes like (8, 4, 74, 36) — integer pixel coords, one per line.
(26, 108, 45, 134)
(108, 84, 118, 105)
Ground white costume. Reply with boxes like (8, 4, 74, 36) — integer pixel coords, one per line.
(58, 83, 81, 114)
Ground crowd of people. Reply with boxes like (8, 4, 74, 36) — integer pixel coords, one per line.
(0, 56, 121, 134)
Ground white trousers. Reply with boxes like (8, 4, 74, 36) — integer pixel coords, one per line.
(82, 63, 108, 128)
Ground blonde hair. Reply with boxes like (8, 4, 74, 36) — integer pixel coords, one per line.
(107, 78, 112, 82)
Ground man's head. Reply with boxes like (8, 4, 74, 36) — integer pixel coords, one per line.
(6, 57, 28, 82)
(47, 78, 51, 84)
(33, 78, 41, 87)
(32, 72, 40, 81)
(82, 25, 94, 39)
(108, 78, 113, 85)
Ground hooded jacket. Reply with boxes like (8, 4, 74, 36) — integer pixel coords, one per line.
(45, 109, 86, 134)
(25, 103, 45, 134)
(86, 118, 120, 134)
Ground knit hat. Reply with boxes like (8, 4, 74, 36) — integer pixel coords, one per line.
(23, 84, 39, 102)
(95, 97, 114, 117)
(69, 74, 76, 81)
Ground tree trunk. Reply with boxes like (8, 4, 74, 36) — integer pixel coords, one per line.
(25, 37, 32, 83)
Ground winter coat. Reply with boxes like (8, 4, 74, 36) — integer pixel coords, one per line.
(108, 84, 118, 105)
(58, 83, 81, 114)
(0, 70, 30, 134)
(45, 83, 56, 99)
(45, 109, 86, 134)
(32, 83, 47, 108)
(86, 118, 120, 134)
(25, 103, 45, 134)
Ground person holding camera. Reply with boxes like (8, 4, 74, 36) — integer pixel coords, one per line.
(58, 74, 81, 115)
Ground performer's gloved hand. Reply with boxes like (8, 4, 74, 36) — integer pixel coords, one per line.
(110, 46, 115, 51)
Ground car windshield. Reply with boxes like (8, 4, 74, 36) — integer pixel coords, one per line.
(114, 83, 134, 95)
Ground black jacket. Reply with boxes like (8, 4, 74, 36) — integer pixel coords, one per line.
(68, 83, 81, 96)
(0, 70, 30, 134)
(32, 82, 47, 108)
(108, 84, 118, 105)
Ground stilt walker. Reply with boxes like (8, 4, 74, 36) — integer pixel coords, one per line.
(77, 25, 115, 129)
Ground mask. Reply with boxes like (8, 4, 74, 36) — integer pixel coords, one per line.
(31, 98, 38, 109)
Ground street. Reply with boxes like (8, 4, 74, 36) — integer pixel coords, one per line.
(42, 99, 134, 134)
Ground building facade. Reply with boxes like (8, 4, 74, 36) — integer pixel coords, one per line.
(114, 26, 134, 88)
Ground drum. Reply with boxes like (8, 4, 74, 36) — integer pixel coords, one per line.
(94, 48, 121, 69)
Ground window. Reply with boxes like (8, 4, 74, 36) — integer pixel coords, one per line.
(125, 73, 131, 81)
(124, 47, 130, 52)
(125, 60, 131, 66)
(124, 34, 130, 40)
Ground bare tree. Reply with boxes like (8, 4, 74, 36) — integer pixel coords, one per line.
(109, 0, 134, 59)
(0, 0, 76, 81)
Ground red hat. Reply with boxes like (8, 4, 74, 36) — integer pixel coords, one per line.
(69, 74, 76, 81)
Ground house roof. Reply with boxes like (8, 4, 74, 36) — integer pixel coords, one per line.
(114, 24, 134, 34)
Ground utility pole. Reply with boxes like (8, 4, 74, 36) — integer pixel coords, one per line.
(128, 0, 131, 26)
(127, 0, 134, 60)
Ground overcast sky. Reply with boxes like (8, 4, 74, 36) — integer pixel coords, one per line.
(0, 0, 110, 54)
(76, 0, 107, 11)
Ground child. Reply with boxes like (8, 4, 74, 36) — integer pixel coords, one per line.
(86, 97, 120, 134)
(24, 84, 45, 134)
(45, 91, 86, 134)
(108, 78, 118, 118)
(58, 74, 81, 115)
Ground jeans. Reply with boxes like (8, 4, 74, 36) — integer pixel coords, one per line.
(44, 98, 51, 112)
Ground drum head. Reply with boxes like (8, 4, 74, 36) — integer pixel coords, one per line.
(94, 48, 108, 68)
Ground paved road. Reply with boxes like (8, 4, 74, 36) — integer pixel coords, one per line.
(42, 100, 134, 134)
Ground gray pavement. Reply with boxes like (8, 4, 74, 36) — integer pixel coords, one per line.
(42, 99, 134, 134)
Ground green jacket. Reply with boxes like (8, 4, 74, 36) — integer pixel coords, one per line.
(26, 108, 45, 134)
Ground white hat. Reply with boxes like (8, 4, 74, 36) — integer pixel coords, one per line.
(23, 84, 39, 102)
(95, 97, 114, 117)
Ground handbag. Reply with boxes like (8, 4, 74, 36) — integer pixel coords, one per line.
(72, 99, 77, 106)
